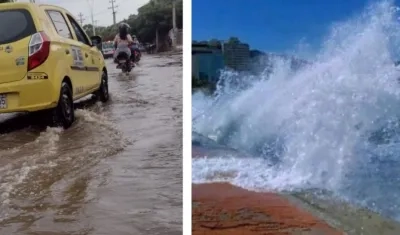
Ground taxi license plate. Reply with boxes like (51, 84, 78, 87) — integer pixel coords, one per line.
(0, 94, 6, 109)
(119, 60, 126, 63)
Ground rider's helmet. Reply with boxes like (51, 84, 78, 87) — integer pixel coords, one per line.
(119, 22, 130, 30)
(118, 23, 130, 38)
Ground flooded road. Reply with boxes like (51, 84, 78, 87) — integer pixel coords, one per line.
(0, 54, 182, 235)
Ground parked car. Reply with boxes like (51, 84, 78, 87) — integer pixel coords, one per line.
(138, 43, 145, 52)
(102, 42, 114, 59)
(0, 2, 109, 128)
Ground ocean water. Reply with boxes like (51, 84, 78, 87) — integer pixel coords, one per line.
(192, 0, 400, 221)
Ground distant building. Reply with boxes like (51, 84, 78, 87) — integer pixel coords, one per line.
(249, 50, 270, 74)
(192, 43, 224, 83)
(222, 42, 250, 71)
(249, 50, 310, 75)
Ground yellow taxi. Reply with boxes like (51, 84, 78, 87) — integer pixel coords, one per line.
(0, 2, 109, 129)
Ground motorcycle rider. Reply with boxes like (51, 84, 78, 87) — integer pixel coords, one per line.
(113, 23, 133, 68)
(130, 34, 141, 63)
(132, 34, 139, 44)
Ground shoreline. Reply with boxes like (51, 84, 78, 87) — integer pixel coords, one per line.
(192, 182, 343, 235)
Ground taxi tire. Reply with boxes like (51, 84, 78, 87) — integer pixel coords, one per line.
(51, 82, 75, 129)
(95, 71, 109, 103)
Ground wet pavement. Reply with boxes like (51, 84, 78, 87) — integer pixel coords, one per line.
(0, 54, 182, 235)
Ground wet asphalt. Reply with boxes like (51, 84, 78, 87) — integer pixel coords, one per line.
(0, 54, 182, 235)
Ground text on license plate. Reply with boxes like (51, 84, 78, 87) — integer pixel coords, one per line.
(0, 94, 7, 109)
(119, 60, 126, 63)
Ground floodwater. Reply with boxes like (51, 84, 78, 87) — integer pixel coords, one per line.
(0, 54, 182, 235)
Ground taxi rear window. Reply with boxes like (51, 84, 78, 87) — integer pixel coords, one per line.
(0, 9, 36, 45)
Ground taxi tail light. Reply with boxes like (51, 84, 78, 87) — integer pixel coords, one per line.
(28, 31, 50, 71)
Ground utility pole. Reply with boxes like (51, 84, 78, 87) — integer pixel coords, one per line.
(109, 0, 117, 25)
(86, 0, 96, 36)
(91, 12, 96, 35)
(171, 0, 177, 50)
(77, 12, 85, 25)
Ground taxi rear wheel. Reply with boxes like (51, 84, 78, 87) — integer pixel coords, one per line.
(51, 82, 75, 129)
(95, 71, 109, 103)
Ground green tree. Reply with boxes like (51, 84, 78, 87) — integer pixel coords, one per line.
(132, 0, 182, 50)
(81, 0, 182, 51)
(83, 24, 94, 37)
(227, 37, 240, 44)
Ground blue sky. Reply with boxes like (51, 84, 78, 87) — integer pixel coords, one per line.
(192, 0, 384, 54)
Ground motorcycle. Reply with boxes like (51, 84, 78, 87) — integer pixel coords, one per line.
(133, 48, 141, 63)
(115, 51, 133, 74)
(131, 44, 141, 63)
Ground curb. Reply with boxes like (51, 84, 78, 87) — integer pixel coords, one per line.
(192, 183, 343, 235)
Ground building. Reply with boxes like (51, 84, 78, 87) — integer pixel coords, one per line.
(249, 49, 268, 74)
(249, 50, 310, 75)
(192, 43, 224, 83)
(192, 39, 253, 83)
(222, 42, 250, 71)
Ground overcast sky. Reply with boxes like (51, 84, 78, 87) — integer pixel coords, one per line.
(18, 0, 149, 26)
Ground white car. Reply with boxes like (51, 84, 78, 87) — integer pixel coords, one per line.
(102, 45, 114, 59)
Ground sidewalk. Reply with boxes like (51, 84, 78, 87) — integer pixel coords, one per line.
(156, 47, 182, 57)
(192, 137, 400, 235)
(192, 183, 343, 235)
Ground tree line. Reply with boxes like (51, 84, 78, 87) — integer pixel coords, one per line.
(84, 0, 183, 47)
